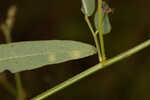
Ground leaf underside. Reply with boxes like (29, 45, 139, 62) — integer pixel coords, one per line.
(94, 1, 112, 35)
(0, 40, 97, 73)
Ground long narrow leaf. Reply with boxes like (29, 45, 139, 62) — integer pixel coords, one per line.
(0, 40, 97, 73)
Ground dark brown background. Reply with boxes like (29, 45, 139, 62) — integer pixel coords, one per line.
(0, 0, 150, 100)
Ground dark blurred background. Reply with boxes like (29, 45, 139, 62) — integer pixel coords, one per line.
(0, 0, 150, 100)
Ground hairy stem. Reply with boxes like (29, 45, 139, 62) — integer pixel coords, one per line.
(31, 39, 150, 100)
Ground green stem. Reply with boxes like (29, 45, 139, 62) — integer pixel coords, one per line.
(98, 0, 106, 61)
(1, 5, 25, 100)
(1, 25, 12, 43)
(84, 15, 102, 62)
(15, 73, 25, 100)
(3, 27, 25, 100)
(31, 39, 150, 100)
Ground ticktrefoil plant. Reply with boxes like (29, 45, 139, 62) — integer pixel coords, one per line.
(0, 0, 149, 100)
(82, 0, 113, 62)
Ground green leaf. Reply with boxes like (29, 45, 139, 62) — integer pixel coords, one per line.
(94, 2, 112, 35)
(81, 0, 95, 16)
(102, 13, 112, 34)
(0, 40, 97, 73)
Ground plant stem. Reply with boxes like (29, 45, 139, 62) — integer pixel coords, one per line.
(2, 26, 25, 99)
(98, 0, 106, 61)
(1, 25, 12, 43)
(2, 26, 25, 100)
(1, 5, 25, 100)
(31, 39, 150, 100)
(84, 15, 102, 62)
(15, 73, 25, 100)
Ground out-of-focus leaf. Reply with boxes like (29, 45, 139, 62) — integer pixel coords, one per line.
(94, 1, 112, 35)
(94, 11, 111, 35)
(0, 40, 97, 73)
(81, 0, 95, 16)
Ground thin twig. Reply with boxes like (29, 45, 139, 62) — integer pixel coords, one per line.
(98, 0, 106, 61)
(31, 39, 150, 100)
(15, 73, 25, 100)
(0, 5, 25, 100)
(84, 15, 102, 61)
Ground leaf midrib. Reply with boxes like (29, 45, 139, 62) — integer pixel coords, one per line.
(0, 52, 51, 62)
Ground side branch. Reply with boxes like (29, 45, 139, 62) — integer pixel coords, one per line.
(31, 39, 150, 100)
